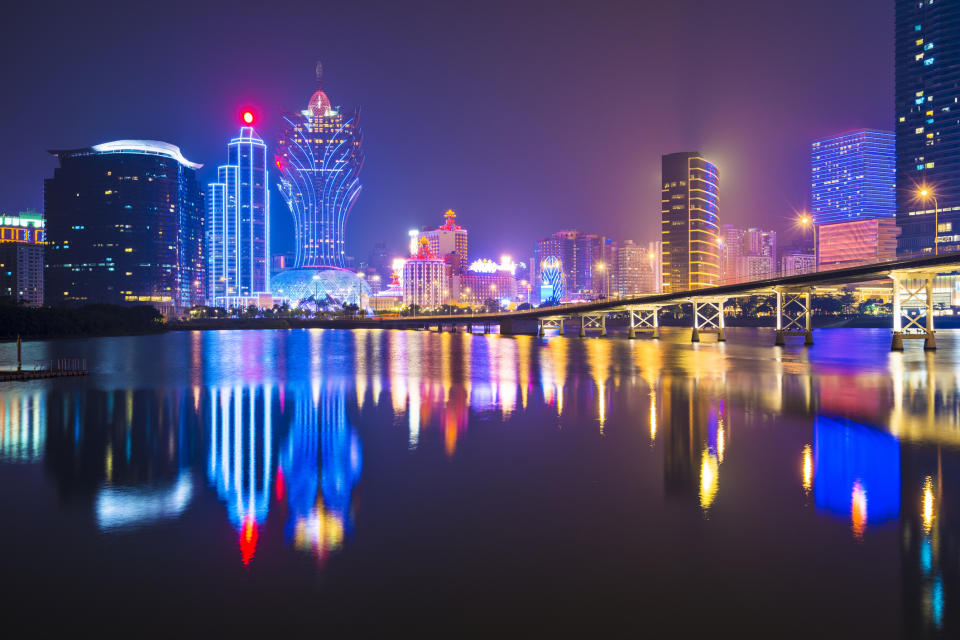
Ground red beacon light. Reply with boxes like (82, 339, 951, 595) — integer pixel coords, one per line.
(242, 110, 255, 125)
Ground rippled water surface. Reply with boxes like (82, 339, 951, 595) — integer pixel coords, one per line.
(1, 327, 958, 636)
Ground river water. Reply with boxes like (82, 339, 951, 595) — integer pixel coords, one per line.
(0, 327, 956, 636)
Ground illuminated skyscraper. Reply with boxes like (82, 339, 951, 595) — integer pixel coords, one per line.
(207, 120, 269, 306)
(661, 152, 720, 292)
(403, 238, 449, 309)
(896, 1, 960, 255)
(276, 62, 364, 269)
(811, 130, 895, 227)
(45, 140, 205, 313)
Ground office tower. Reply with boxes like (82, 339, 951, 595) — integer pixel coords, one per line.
(896, 2, 960, 255)
(45, 140, 205, 313)
(533, 230, 613, 299)
(617, 240, 662, 296)
(419, 210, 468, 274)
(403, 238, 449, 308)
(0, 211, 45, 306)
(811, 130, 896, 226)
(272, 62, 369, 309)
(816, 218, 899, 270)
(661, 152, 720, 292)
(207, 122, 269, 307)
(721, 225, 777, 283)
(781, 251, 816, 277)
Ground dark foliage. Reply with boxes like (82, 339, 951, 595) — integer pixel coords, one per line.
(0, 302, 164, 339)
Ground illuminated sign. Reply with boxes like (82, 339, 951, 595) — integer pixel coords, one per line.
(468, 257, 517, 275)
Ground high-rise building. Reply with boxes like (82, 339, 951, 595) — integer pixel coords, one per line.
(0, 211, 45, 306)
(781, 251, 816, 277)
(896, 2, 960, 255)
(811, 130, 895, 227)
(452, 258, 518, 306)
(817, 218, 899, 270)
(616, 240, 661, 297)
(533, 230, 613, 300)
(276, 62, 363, 269)
(534, 231, 578, 301)
(661, 152, 720, 292)
(207, 123, 269, 307)
(419, 210, 468, 274)
(403, 238, 448, 309)
(45, 140, 205, 313)
(271, 63, 369, 310)
(721, 225, 776, 283)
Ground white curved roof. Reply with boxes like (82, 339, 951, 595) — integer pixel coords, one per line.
(91, 140, 203, 169)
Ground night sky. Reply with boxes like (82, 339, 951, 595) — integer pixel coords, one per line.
(0, 0, 891, 263)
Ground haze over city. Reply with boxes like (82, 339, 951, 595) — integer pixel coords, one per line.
(0, 0, 891, 258)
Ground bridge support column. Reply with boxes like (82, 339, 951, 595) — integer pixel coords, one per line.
(580, 313, 606, 337)
(628, 307, 659, 339)
(890, 271, 936, 351)
(774, 288, 813, 347)
(691, 298, 725, 343)
(539, 317, 564, 337)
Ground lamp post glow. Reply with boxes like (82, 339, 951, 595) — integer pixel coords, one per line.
(917, 186, 940, 255)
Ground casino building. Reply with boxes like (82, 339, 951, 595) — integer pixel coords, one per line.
(45, 140, 205, 313)
(273, 62, 369, 310)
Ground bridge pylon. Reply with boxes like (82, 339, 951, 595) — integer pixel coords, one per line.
(627, 306, 660, 339)
(538, 316, 565, 337)
(579, 313, 606, 337)
(774, 287, 814, 346)
(890, 271, 936, 351)
(690, 298, 726, 343)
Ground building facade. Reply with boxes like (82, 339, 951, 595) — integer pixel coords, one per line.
(811, 130, 896, 227)
(896, 1, 960, 255)
(0, 211, 44, 306)
(661, 152, 720, 292)
(721, 225, 776, 283)
(816, 218, 899, 270)
(452, 258, 518, 306)
(534, 230, 578, 301)
(419, 210, 468, 274)
(275, 62, 363, 270)
(403, 238, 448, 309)
(616, 240, 661, 297)
(208, 126, 269, 307)
(45, 140, 205, 313)
(781, 251, 816, 277)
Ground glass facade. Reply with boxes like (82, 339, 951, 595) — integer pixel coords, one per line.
(276, 64, 364, 269)
(45, 141, 205, 313)
(811, 130, 895, 227)
(816, 218, 900, 270)
(661, 152, 720, 293)
(208, 127, 269, 306)
(896, 0, 960, 255)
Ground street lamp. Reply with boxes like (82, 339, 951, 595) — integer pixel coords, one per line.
(917, 186, 940, 255)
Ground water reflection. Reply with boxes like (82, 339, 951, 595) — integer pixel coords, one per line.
(4, 328, 960, 634)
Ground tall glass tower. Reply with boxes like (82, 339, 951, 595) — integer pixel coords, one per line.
(811, 130, 896, 226)
(276, 62, 364, 269)
(660, 152, 720, 292)
(207, 124, 269, 306)
(896, 0, 960, 255)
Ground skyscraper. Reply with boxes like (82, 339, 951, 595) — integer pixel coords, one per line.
(0, 211, 44, 306)
(276, 62, 364, 270)
(896, 1, 960, 255)
(271, 62, 369, 310)
(811, 130, 896, 227)
(661, 152, 720, 292)
(207, 122, 269, 307)
(45, 140, 205, 313)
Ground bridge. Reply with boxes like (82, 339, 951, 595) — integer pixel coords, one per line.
(363, 253, 960, 351)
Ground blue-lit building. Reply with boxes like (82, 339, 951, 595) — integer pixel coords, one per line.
(207, 126, 270, 307)
(45, 140, 206, 313)
(896, 1, 960, 255)
(811, 130, 896, 226)
(273, 62, 366, 309)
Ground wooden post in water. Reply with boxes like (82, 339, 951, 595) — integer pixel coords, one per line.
(16, 335, 22, 372)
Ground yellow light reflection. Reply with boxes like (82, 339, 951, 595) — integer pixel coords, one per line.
(717, 424, 725, 464)
(699, 449, 719, 510)
(922, 476, 935, 536)
(851, 480, 867, 540)
(649, 390, 657, 443)
(802, 444, 813, 494)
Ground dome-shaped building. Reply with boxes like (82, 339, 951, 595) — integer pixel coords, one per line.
(271, 267, 370, 310)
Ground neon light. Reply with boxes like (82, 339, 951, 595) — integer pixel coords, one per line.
(91, 140, 202, 169)
(242, 110, 254, 124)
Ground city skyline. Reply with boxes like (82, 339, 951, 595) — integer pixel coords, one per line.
(0, 0, 892, 261)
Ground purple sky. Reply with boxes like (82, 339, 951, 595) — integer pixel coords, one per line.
(0, 0, 892, 263)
